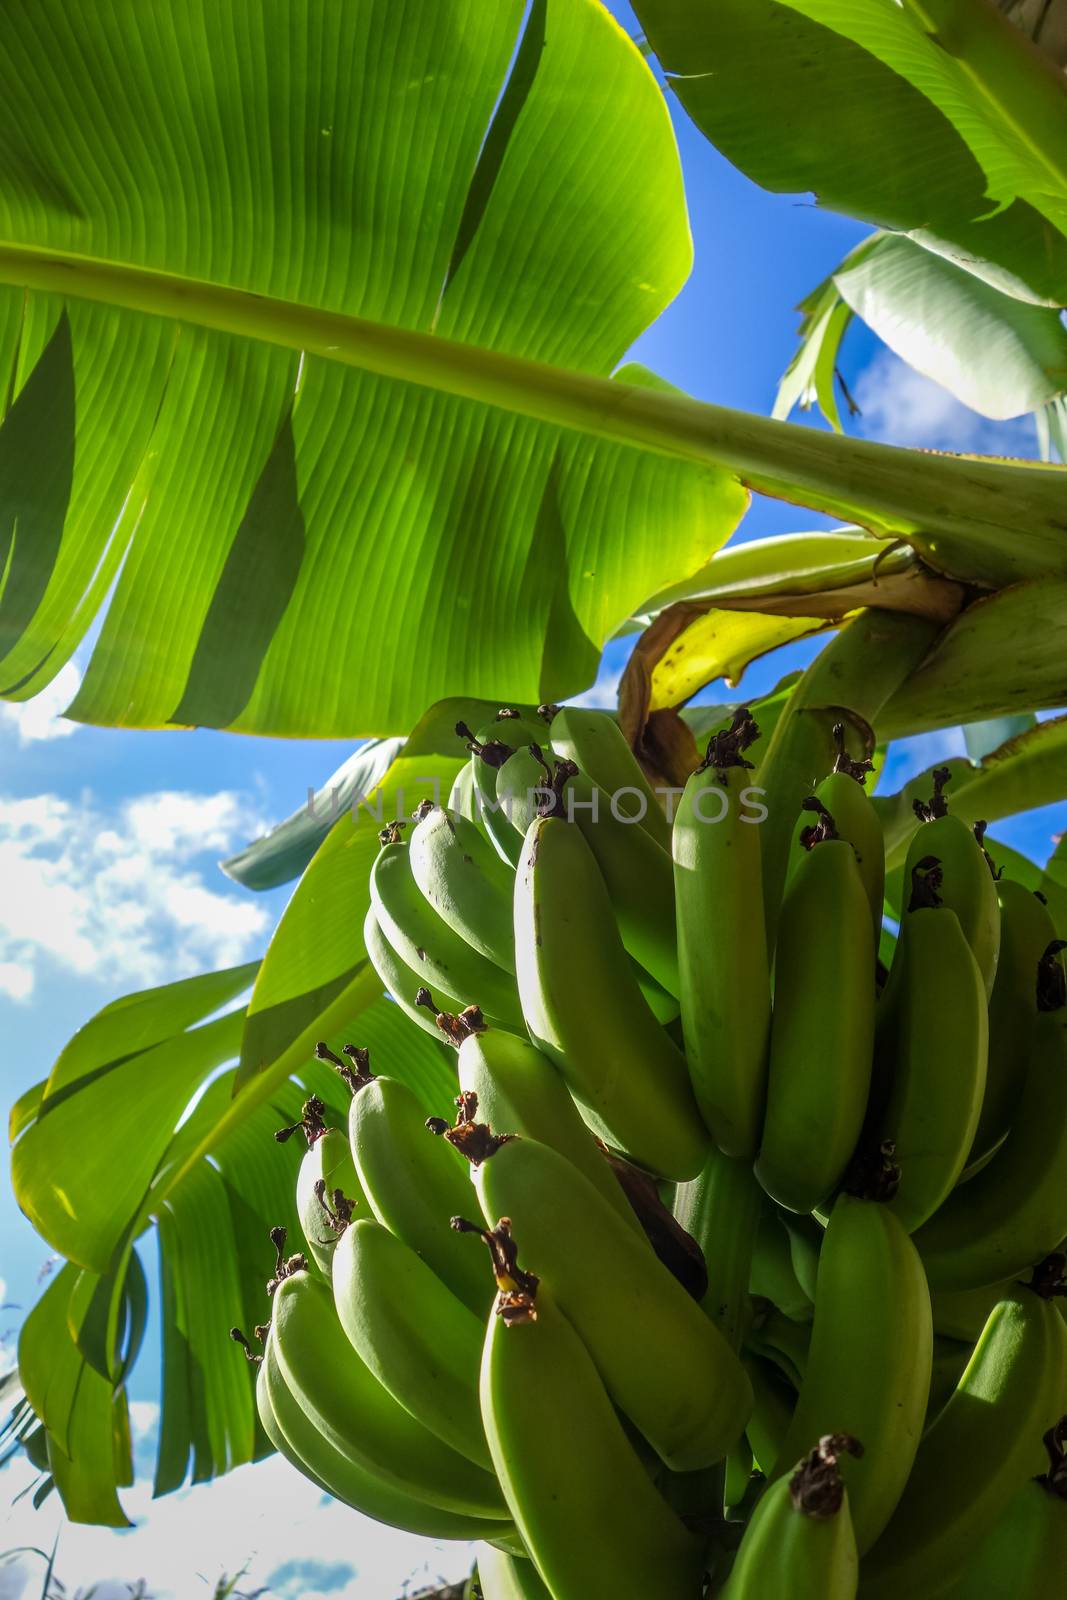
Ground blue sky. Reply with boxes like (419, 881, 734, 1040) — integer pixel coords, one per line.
(1, 3, 1062, 1596)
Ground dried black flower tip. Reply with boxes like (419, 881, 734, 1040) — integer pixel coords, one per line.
(274, 1094, 328, 1148)
(456, 720, 513, 768)
(843, 1140, 900, 1203)
(416, 992, 486, 1047)
(229, 1327, 262, 1365)
(790, 1434, 864, 1518)
(908, 855, 944, 911)
(451, 1215, 539, 1323)
(799, 796, 840, 851)
(413, 797, 436, 821)
(913, 766, 952, 823)
(537, 703, 562, 723)
(1039, 1417, 1067, 1499)
(266, 1225, 308, 1295)
(1037, 941, 1067, 1013)
(378, 818, 407, 846)
(831, 721, 875, 785)
(973, 820, 1001, 880)
(427, 1090, 515, 1165)
(697, 707, 760, 779)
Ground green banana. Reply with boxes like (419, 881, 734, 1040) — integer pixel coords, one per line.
(899, 767, 1000, 996)
(924, 1335, 974, 1431)
(756, 834, 876, 1214)
(940, 1434, 1067, 1600)
(872, 896, 988, 1232)
(788, 724, 883, 956)
(370, 832, 522, 1027)
(268, 1267, 508, 1520)
(749, 1205, 815, 1324)
(970, 878, 1064, 1164)
(409, 801, 516, 972)
(475, 1544, 549, 1600)
(332, 1216, 489, 1469)
(458, 713, 550, 867)
(294, 1127, 371, 1277)
(257, 1334, 510, 1541)
(467, 1136, 753, 1470)
(746, 1304, 812, 1392)
(478, 1268, 705, 1600)
(672, 1146, 763, 1352)
(450, 759, 479, 825)
(498, 744, 680, 998)
(513, 814, 708, 1180)
(862, 1281, 1067, 1599)
(363, 905, 470, 1040)
(673, 710, 771, 1157)
(913, 1006, 1067, 1290)
(781, 1213, 822, 1306)
(455, 1023, 642, 1234)
(348, 1072, 493, 1313)
(547, 704, 673, 851)
(930, 1279, 1019, 1343)
(720, 1435, 861, 1600)
(772, 1186, 933, 1554)
(724, 1434, 754, 1512)
(744, 1354, 797, 1478)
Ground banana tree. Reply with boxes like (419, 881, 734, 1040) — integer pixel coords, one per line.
(4, 0, 1067, 1541)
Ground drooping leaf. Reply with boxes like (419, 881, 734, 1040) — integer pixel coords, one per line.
(634, 0, 1067, 303)
(12, 1008, 246, 1273)
(0, 0, 742, 736)
(832, 232, 1067, 419)
(221, 738, 406, 891)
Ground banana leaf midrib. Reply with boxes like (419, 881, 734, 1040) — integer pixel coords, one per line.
(1, 240, 1065, 593)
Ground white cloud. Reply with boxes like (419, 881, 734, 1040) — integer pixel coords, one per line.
(854, 351, 1040, 457)
(0, 663, 82, 745)
(565, 663, 622, 711)
(0, 789, 269, 1002)
(0, 1453, 476, 1600)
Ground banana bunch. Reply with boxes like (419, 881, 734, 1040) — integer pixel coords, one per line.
(232, 705, 1067, 1598)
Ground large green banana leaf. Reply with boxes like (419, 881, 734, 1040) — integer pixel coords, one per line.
(633, 0, 1067, 303)
(5, 0, 1067, 740)
(9, 957, 458, 1518)
(0, 0, 743, 736)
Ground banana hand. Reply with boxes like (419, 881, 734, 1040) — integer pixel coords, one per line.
(332, 1216, 490, 1469)
(469, 1136, 753, 1470)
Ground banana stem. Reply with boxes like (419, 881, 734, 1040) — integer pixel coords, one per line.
(758, 609, 940, 948)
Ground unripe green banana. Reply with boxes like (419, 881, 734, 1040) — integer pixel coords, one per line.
(498, 745, 680, 998)
(756, 836, 875, 1214)
(370, 834, 522, 1028)
(257, 1334, 509, 1541)
(478, 1269, 705, 1600)
(455, 1025, 642, 1234)
(940, 1446, 1067, 1600)
(349, 1073, 493, 1313)
(924, 1335, 973, 1431)
(459, 714, 550, 867)
(295, 1128, 371, 1277)
(673, 1146, 763, 1352)
(450, 759, 479, 826)
(468, 1135, 753, 1470)
(720, 1435, 860, 1600)
(788, 720, 882, 913)
(862, 1281, 1067, 1599)
(475, 1545, 550, 1600)
(673, 711, 771, 1157)
(930, 1278, 1019, 1343)
(268, 1268, 508, 1520)
(913, 1007, 1067, 1290)
(724, 1434, 754, 1511)
(872, 898, 988, 1232)
(782, 1213, 822, 1306)
(750, 1205, 814, 1323)
(363, 905, 470, 1040)
(747, 1305, 812, 1392)
(513, 814, 708, 1180)
(547, 704, 671, 851)
(332, 1217, 489, 1469)
(899, 768, 1000, 995)
(970, 878, 1064, 1164)
(409, 802, 516, 972)
(772, 1187, 933, 1554)
(744, 1354, 797, 1477)
(547, 704, 673, 851)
